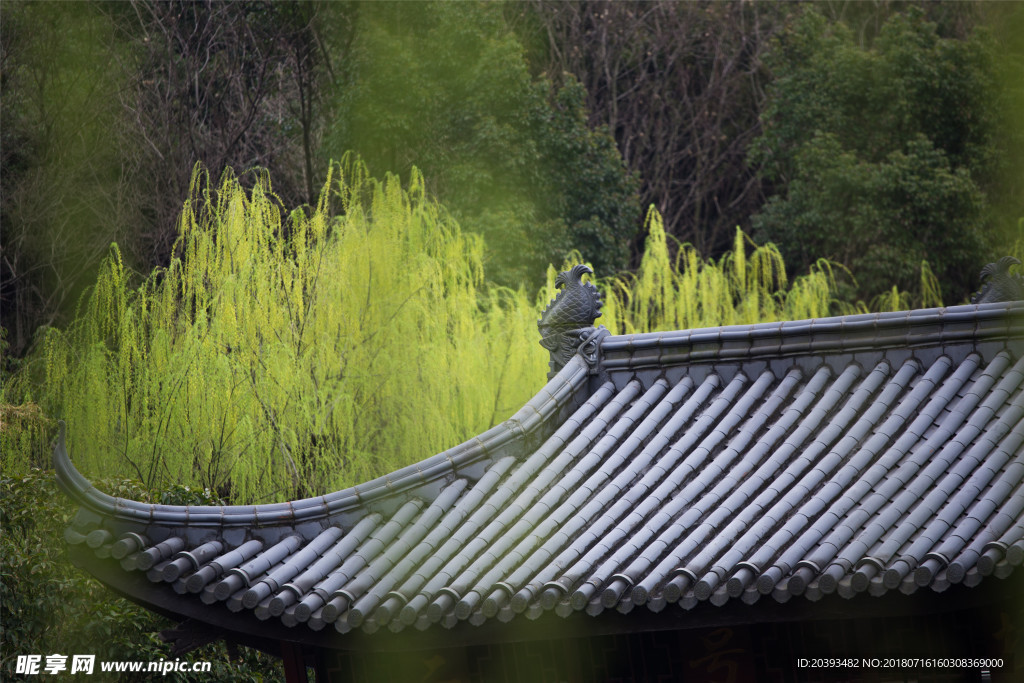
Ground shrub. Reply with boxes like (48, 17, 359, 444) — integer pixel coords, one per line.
(0, 471, 278, 681)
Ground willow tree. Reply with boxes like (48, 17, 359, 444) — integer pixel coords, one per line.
(597, 209, 854, 336)
(6, 157, 877, 502)
(37, 160, 546, 502)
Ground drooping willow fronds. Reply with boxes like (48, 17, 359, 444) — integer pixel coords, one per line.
(7, 179, 925, 501)
(35, 160, 545, 501)
(598, 210, 853, 335)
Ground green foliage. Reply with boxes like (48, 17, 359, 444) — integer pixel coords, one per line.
(23, 160, 546, 501)
(0, 471, 278, 681)
(542, 81, 641, 281)
(524, 1, 786, 258)
(0, 1, 130, 356)
(599, 210, 855, 336)
(0, 401, 51, 475)
(3, 157, 898, 502)
(751, 7, 1003, 303)
(330, 0, 640, 287)
(981, 4, 1024, 246)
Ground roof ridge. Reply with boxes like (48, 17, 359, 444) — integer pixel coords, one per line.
(601, 302, 1024, 370)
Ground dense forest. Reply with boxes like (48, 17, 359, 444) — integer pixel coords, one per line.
(4, 1, 1023, 356)
(2, 1, 1023, 679)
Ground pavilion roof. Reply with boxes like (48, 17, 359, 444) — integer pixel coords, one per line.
(56, 301, 1024, 649)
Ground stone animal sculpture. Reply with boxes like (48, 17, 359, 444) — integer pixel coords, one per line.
(538, 264, 604, 379)
(971, 256, 1024, 304)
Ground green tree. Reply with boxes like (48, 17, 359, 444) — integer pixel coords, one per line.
(100, 0, 334, 264)
(750, 8, 1005, 303)
(1, 2, 128, 358)
(1, 470, 279, 681)
(1, 0, 337, 362)
(17, 161, 548, 501)
(327, 1, 639, 286)
(525, 1, 785, 260)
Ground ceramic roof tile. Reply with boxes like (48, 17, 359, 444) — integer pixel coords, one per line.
(55, 302, 1024, 644)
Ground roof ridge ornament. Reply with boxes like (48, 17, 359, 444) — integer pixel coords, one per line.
(538, 264, 605, 379)
(971, 256, 1024, 304)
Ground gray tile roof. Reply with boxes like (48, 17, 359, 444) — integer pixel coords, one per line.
(55, 302, 1024, 644)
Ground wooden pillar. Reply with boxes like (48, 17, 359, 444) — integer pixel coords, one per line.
(281, 641, 310, 683)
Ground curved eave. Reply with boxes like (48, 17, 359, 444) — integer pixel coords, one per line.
(66, 538, 1019, 654)
(54, 354, 594, 528)
(54, 302, 1024, 645)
